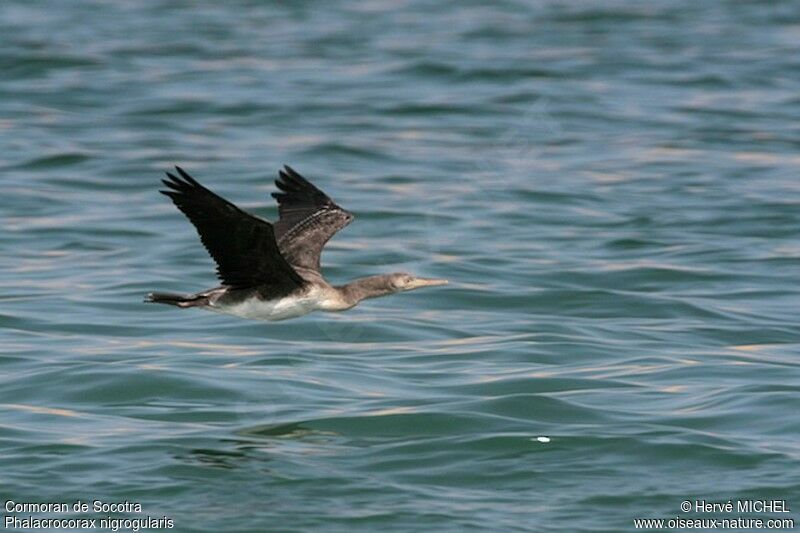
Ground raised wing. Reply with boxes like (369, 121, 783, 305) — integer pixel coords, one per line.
(271, 166, 353, 272)
(160, 167, 305, 295)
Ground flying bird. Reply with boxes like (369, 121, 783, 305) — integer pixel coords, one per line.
(145, 166, 447, 321)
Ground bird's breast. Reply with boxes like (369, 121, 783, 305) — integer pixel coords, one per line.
(209, 285, 348, 321)
(212, 293, 318, 321)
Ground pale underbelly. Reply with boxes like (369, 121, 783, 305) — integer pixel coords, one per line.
(209, 294, 321, 321)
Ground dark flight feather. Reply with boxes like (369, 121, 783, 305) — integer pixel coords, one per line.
(160, 167, 305, 295)
(271, 165, 353, 272)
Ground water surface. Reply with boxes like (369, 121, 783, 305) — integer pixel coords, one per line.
(1, 1, 799, 531)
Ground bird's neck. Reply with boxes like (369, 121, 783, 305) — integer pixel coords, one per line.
(337, 275, 395, 306)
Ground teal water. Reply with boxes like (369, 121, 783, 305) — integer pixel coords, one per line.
(2, 1, 799, 531)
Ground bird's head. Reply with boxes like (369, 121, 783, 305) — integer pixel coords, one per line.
(340, 272, 449, 304)
(387, 272, 449, 293)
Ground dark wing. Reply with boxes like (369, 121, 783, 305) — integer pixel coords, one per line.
(160, 167, 305, 295)
(271, 165, 353, 272)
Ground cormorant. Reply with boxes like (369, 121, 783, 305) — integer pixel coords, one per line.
(145, 166, 447, 321)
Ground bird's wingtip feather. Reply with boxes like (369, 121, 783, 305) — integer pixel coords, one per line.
(175, 166, 199, 186)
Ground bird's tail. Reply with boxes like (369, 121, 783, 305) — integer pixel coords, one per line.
(144, 292, 208, 308)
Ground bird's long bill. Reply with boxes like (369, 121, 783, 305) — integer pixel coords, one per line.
(408, 277, 449, 289)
